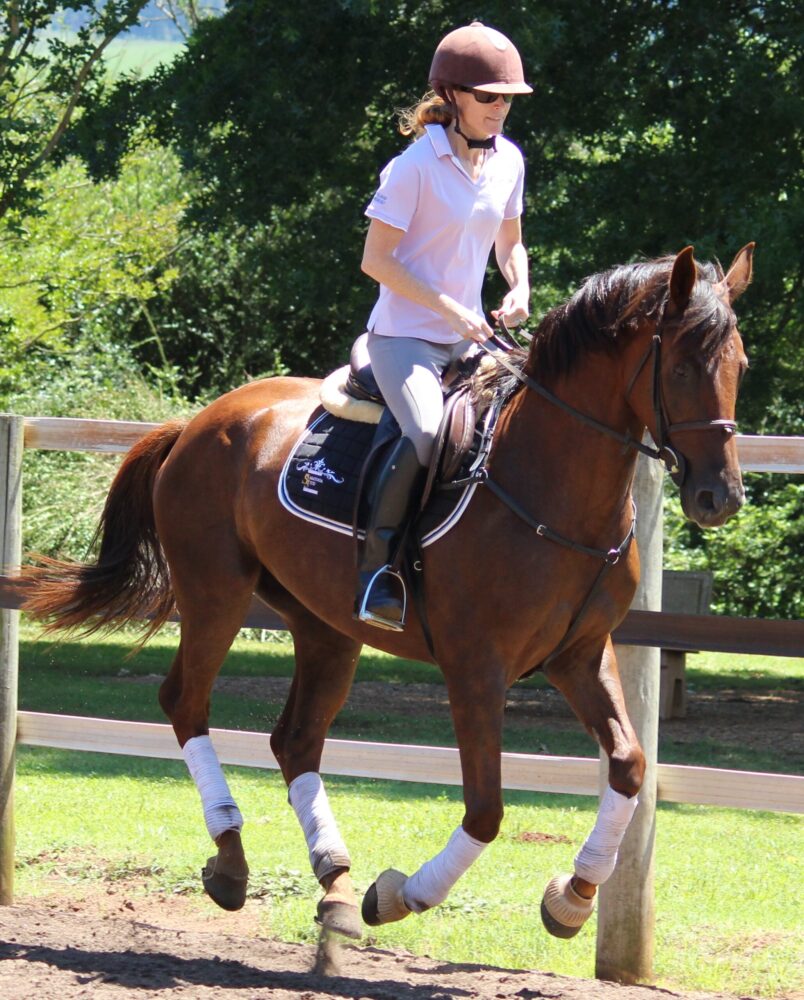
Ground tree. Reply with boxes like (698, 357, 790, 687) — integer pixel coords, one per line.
(0, 0, 150, 225)
(67, 0, 802, 431)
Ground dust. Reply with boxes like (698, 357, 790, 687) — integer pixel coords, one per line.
(313, 925, 344, 976)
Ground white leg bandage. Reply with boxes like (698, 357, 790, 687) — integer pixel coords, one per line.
(403, 825, 487, 913)
(182, 735, 243, 841)
(288, 772, 351, 882)
(574, 786, 638, 885)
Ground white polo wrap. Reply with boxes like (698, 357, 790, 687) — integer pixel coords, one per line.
(574, 786, 638, 884)
(182, 734, 243, 841)
(288, 771, 351, 881)
(403, 824, 487, 913)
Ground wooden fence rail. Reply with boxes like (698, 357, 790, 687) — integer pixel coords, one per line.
(4, 577, 802, 656)
(16, 712, 803, 815)
(19, 416, 804, 471)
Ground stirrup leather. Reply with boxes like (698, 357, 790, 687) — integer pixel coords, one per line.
(357, 565, 407, 632)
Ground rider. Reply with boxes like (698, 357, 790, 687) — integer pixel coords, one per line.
(355, 21, 533, 631)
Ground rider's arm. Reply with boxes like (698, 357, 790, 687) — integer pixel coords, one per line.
(361, 218, 492, 343)
(493, 216, 530, 326)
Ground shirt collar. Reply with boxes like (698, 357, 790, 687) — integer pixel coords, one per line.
(425, 124, 453, 158)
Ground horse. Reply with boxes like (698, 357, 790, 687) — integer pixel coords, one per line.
(24, 243, 753, 944)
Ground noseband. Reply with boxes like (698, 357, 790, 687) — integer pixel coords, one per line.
(486, 303, 737, 487)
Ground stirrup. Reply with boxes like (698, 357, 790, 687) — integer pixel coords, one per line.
(356, 566, 407, 632)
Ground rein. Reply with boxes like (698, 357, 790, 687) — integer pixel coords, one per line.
(483, 308, 737, 485)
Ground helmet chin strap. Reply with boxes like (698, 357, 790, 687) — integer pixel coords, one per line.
(454, 119, 496, 150)
(448, 89, 497, 150)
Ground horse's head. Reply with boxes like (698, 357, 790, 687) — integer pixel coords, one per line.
(627, 244, 754, 527)
(634, 243, 754, 527)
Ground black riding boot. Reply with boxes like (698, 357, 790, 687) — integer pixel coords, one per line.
(355, 436, 426, 631)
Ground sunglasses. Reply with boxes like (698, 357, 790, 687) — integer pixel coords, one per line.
(457, 86, 514, 105)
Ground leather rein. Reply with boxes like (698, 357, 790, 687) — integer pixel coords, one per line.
(467, 308, 737, 667)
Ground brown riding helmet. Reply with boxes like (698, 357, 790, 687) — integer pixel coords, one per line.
(429, 21, 533, 97)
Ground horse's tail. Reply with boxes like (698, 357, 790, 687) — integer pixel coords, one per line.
(24, 420, 187, 641)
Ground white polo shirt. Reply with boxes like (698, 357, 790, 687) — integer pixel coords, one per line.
(365, 124, 525, 344)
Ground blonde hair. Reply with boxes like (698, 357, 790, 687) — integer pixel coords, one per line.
(398, 90, 453, 139)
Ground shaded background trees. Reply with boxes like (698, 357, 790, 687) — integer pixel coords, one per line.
(67, 0, 802, 426)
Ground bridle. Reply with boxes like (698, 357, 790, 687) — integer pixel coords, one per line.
(458, 303, 737, 668)
(482, 301, 738, 487)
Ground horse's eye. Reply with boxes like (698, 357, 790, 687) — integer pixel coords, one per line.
(673, 362, 690, 379)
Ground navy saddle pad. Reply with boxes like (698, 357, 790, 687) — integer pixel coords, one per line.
(278, 407, 495, 548)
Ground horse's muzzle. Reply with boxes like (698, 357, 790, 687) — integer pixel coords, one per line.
(683, 476, 745, 528)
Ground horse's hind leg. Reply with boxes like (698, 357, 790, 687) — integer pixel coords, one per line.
(159, 568, 258, 913)
(540, 637, 644, 938)
(266, 603, 363, 940)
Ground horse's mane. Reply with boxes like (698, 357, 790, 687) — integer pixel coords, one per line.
(478, 256, 735, 404)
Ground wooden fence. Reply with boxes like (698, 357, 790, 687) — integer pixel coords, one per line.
(1, 413, 803, 981)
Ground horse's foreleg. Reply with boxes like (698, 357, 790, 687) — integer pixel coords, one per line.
(363, 669, 506, 925)
(269, 616, 362, 939)
(541, 638, 644, 938)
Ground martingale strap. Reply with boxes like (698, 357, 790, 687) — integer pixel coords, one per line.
(482, 476, 637, 668)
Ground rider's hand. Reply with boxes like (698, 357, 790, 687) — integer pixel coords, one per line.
(492, 287, 530, 328)
(443, 300, 494, 343)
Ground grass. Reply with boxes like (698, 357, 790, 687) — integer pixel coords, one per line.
(19, 620, 803, 770)
(15, 752, 803, 996)
(12, 617, 804, 997)
(103, 38, 185, 77)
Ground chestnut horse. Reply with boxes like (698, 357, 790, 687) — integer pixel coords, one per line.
(25, 244, 753, 942)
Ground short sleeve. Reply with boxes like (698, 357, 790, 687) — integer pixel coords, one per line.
(503, 153, 525, 220)
(365, 153, 420, 232)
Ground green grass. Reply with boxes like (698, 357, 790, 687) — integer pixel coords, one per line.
(14, 750, 803, 997)
(19, 620, 803, 770)
(13, 618, 804, 996)
(103, 39, 186, 77)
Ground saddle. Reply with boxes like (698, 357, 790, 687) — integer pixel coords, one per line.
(319, 332, 489, 505)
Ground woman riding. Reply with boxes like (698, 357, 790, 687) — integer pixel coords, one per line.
(356, 21, 533, 631)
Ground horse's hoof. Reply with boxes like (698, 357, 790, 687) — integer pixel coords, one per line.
(541, 874, 595, 939)
(316, 898, 362, 940)
(362, 868, 411, 926)
(202, 856, 249, 912)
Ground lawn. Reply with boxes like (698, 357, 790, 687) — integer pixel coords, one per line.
(11, 618, 804, 997)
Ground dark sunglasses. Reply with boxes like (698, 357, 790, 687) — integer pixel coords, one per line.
(457, 86, 513, 105)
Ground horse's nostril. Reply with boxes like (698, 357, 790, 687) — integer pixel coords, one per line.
(696, 489, 716, 512)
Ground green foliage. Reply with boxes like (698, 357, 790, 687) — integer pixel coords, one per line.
(666, 475, 804, 619)
(11, 352, 194, 561)
(5, 3, 802, 615)
(65, 0, 803, 424)
(0, 0, 151, 224)
(0, 141, 185, 400)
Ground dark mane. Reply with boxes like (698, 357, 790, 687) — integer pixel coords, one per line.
(477, 257, 735, 403)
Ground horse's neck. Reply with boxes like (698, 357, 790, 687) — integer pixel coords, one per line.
(495, 354, 642, 535)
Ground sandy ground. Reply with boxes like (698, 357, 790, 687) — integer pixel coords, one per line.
(0, 896, 779, 1000)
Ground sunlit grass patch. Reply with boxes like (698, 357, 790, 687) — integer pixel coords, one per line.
(14, 750, 804, 996)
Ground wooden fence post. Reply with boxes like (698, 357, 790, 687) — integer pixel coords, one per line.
(595, 446, 663, 983)
(0, 415, 23, 905)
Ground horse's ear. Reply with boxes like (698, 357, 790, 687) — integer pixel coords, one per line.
(717, 242, 755, 302)
(669, 245, 697, 313)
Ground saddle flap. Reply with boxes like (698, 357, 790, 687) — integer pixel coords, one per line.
(421, 387, 477, 509)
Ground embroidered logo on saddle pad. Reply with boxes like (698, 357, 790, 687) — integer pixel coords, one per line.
(279, 408, 496, 547)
